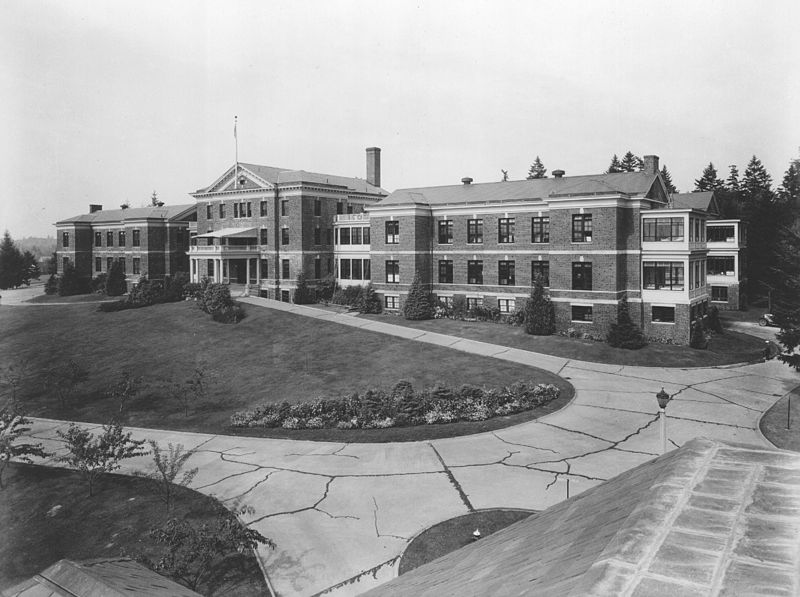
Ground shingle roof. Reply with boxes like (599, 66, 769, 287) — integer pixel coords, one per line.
(671, 191, 719, 214)
(374, 172, 661, 208)
(56, 204, 195, 225)
(363, 438, 800, 597)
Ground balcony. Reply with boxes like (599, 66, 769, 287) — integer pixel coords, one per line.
(189, 245, 262, 254)
(335, 213, 370, 223)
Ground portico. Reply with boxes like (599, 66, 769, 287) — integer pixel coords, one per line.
(189, 228, 262, 286)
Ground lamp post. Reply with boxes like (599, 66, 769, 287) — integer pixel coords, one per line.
(656, 388, 671, 454)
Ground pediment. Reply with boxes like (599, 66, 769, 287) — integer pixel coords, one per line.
(201, 165, 274, 195)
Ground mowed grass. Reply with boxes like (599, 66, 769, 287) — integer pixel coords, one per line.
(0, 302, 571, 438)
(360, 314, 766, 368)
(760, 385, 800, 451)
(0, 463, 268, 596)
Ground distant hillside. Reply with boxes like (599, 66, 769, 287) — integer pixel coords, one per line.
(15, 236, 56, 259)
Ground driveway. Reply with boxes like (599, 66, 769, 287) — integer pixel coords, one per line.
(14, 297, 800, 596)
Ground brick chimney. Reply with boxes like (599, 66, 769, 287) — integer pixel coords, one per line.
(366, 147, 381, 188)
(552, 170, 565, 178)
(644, 155, 659, 176)
(89, 204, 103, 213)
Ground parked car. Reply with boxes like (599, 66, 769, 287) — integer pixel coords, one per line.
(758, 313, 776, 327)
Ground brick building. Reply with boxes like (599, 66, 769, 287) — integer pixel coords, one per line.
(334, 155, 742, 344)
(55, 204, 195, 283)
(188, 148, 386, 301)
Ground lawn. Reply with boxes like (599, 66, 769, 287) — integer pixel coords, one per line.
(759, 384, 800, 451)
(398, 509, 535, 575)
(360, 314, 765, 368)
(0, 302, 572, 440)
(0, 462, 268, 596)
(24, 293, 112, 304)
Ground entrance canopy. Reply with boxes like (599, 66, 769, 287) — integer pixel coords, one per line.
(194, 227, 258, 239)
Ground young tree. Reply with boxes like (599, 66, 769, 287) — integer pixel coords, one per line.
(106, 260, 127, 296)
(606, 154, 622, 173)
(136, 441, 198, 510)
(620, 151, 643, 172)
(150, 190, 164, 207)
(526, 156, 547, 179)
(44, 360, 89, 410)
(167, 364, 216, 417)
(524, 278, 555, 335)
(0, 362, 29, 410)
(694, 162, 724, 191)
(57, 421, 147, 497)
(403, 273, 434, 320)
(660, 165, 678, 193)
(293, 272, 315, 304)
(43, 251, 58, 276)
(0, 231, 25, 290)
(606, 298, 646, 349)
(0, 409, 48, 489)
(143, 504, 274, 591)
(107, 371, 144, 417)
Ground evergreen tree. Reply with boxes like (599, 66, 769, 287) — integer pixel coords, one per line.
(660, 165, 678, 193)
(620, 151, 643, 172)
(741, 155, 773, 197)
(57, 262, 89, 296)
(356, 284, 382, 314)
(21, 251, 39, 284)
(106, 260, 128, 296)
(0, 231, 25, 289)
(725, 164, 740, 192)
(606, 154, 623, 174)
(778, 157, 800, 206)
(771, 226, 800, 370)
(403, 273, 434, 320)
(694, 162, 724, 191)
(526, 156, 547, 179)
(606, 298, 646, 349)
(293, 272, 315, 304)
(524, 278, 555, 335)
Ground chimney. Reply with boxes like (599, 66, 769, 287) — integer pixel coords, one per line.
(89, 204, 103, 213)
(644, 155, 659, 176)
(366, 147, 381, 188)
(461, 177, 473, 185)
(552, 170, 565, 178)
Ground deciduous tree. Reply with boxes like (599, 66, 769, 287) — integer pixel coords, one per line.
(136, 441, 198, 510)
(0, 409, 48, 488)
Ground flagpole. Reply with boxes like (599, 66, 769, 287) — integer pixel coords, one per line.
(234, 115, 239, 188)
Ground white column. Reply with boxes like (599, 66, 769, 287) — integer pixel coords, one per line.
(246, 257, 251, 284)
(256, 257, 261, 287)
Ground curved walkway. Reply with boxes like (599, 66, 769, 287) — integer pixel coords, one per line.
(13, 294, 800, 597)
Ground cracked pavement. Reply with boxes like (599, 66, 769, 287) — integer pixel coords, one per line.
(15, 297, 800, 597)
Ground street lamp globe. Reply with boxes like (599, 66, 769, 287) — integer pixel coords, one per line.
(656, 387, 671, 410)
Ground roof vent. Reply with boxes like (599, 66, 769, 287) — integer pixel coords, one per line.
(461, 177, 473, 185)
(553, 170, 565, 178)
(89, 204, 103, 213)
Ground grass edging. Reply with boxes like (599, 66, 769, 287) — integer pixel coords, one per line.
(758, 383, 800, 452)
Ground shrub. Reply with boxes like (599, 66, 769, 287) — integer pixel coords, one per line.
(403, 273, 434, 320)
(707, 305, 723, 333)
(331, 285, 362, 307)
(525, 279, 555, 335)
(90, 273, 108, 294)
(183, 281, 205, 300)
(105, 261, 127, 296)
(57, 262, 90, 296)
(357, 284, 382, 314)
(98, 300, 129, 312)
(198, 283, 233, 314)
(607, 298, 646, 349)
(293, 272, 315, 305)
(690, 320, 708, 349)
(211, 303, 246, 324)
(451, 295, 467, 320)
(44, 274, 58, 295)
(127, 276, 163, 307)
(161, 272, 190, 303)
(317, 274, 337, 303)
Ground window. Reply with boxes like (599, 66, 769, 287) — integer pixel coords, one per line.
(438, 220, 453, 244)
(532, 216, 550, 243)
(314, 259, 321, 279)
(119, 231, 126, 246)
(363, 259, 371, 280)
(694, 219, 701, 242)
(208, 260, 214, 277)
(281, 228, 289, 245)
(260, 259, 268, 278)
(132, 257, 141, 275)
(314, 198, 321, 216)
(106, 257, 113, 270)
(118, 257, 126, 274)
(572, 262, 592, 290)
(467, 219, 483, 244)
(385, 221, 399, 244)
(708, 226, 735, 242)
(532, 261, 550, 286)
(206, 204, 212, 219)
(106, 231, 114, 246)
(385, 295, 399, 310)
(499, 260, 515, 285)
(351, 227, 362, 245)
(694, 261, 701, 289)
(62, 232, 69, 247)
(652, 306, 675, 323)
(281, 200, 288, 217)
(337, 202, 343, 215)
(712, 286, 729, 302)
(643, 217, 684, 242)
(281, 290, 290, 303)
(467, 297, 483, 310)
(62, 257, 69, 270)
(363, 228, 370, 245)
(352, 259, 363, 280)
(94, 232, 102, 247)
(438, 260, 453, 284)
(572, 214, 592, 242)
(219, 203, 225, 218)
(132, 229, 140, 247)
(234, 202, 251, 218)
(246, 202, 252, 217)
(95, 257, 101, 272)
(326, 228, 333, 245)
(386, 260, 399, 283)
(260, 200, 268, 217)
(281, 259, 290, 280)
(438, 296, 454, 308)
(467, 260, 483, 284)
(498, 218, 515, 243)
(340, 259, 351, 279)
(260, 229, 268, 245)
(347, 204, 354, 214)
(708, 257, 735, 276)
(314, 226, 321, 245)
(643, 262, 685, 290)
(572, 305, 593, 321)
(498, 298, 515, 313)
(340, 228, 351, 245)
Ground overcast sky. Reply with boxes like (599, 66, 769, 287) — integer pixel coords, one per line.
(2, 0, 798, 238)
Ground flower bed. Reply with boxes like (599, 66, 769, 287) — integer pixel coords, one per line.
(230, 380, 560, 430)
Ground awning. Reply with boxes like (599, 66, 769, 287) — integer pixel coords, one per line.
(194, 227, 258, 239)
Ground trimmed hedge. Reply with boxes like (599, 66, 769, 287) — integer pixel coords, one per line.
(230, 379, 560, 430)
